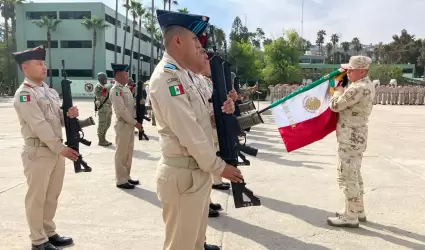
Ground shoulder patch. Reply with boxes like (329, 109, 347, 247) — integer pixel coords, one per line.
(164, 63, 178, 70)
(169, 84, 185, 97)
(19, 92, 31, 102)
(115, 91, 123, 96)
(166, 78, 179, 84)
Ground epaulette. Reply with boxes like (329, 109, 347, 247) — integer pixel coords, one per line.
(164, 62, 178, 71)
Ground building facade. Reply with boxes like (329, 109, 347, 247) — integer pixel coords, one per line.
(15, 2, 161, 93)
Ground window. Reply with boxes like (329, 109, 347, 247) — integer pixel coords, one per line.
(64, 69, 93, 77)
(105, 14, 121, 27)
(403, 68, 413, 74)
(61, 40, 92, 48)
(27, 40, 59, 48)
(105, 42, 121, 53)
(124, 48, 131, 56)
(26, 11, 57, 20)
(123, 25, 130, 33)
(47, 69, 59, 77)
(59, 11, 91, 19)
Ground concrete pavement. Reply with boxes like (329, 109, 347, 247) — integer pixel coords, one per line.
(1, 97, 425, 250)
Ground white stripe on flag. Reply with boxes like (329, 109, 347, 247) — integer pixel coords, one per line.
(272, 80, 331, 127)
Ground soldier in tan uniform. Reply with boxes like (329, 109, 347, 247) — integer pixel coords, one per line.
(397, 85, 405, 105)
(151, 10, 243, 250)
(94, 72, 113, 146)
(372, 80, 380, 104)
(12, 46, 77, 250)
(418, 85, 425, 105)
(327, 56, 375, 228)
(109, 63, 143, 189)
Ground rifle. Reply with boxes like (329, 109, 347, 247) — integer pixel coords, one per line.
(61, 60, 94, 173)
(136, 81, 150, 140)
(209, 26, 261, 208)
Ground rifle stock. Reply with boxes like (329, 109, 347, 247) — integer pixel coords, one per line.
(136, 81, 150, 140)
(60, 60, 94, 173)
(210, 53, 261, 208)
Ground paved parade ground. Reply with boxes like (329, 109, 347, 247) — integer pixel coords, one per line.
(1, 97, 425, 250)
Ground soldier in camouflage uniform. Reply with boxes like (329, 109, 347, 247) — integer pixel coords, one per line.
(327, 56, 375, 228)
(94, 72, 113, 146)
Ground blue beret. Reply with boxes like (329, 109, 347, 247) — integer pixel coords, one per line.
(156, 10, 209, 37)
(13, 45, 46, 65)
(111, 63, 129, 72)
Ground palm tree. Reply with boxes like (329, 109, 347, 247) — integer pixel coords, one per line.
(154, 28, 162, 60)
(316, 30, 326, 55)
(128, 0, 141, 76)
(82, 16, 109, 79)
(330, 33, 339, 62)
(351, 37, 362, 55)
(33, 16, 61, 88)
(340, 41, 350, 62)
(215, 28, 226, 52)
(325, 42, 333, 62)
(1, 0, 25, 90)
(135, 1, 146, 82)
(177, 7, 188, 13)
(122, 0, 130, 63)
(163, 0, 178, 10)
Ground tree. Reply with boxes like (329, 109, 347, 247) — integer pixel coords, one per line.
(163, 0, 178, 10)
(330, 33, 339, 62)
(122, 0, 130, 63)
(325, 42, 333, 62)
(177, 7, 188, 13)
(227, 41, 261, 80)
(369, 64, 403, 83)
(340, 41, 350, 62)
(262, 33, 303, 84)
(351, 37, 362, 55)
(135, 1, 147, 82)
(417, 40, 425, 77)
(316, 30, 326, 55)
(33, 16, 61, 88)
(114, 0, 119, 63)
(82, 16, 109, 78)
(128, 0, 143, 76)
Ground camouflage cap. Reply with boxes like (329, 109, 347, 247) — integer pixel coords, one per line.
(341, 56, 372, 70)
(97, 72, 107, 80)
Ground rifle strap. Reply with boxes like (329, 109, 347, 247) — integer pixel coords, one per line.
(97, 90, 110, 110)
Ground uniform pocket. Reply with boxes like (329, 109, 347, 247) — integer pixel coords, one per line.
(180, 169, 210, 196)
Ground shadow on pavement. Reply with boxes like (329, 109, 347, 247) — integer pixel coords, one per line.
(257, 152, 325, 169)
(259, 195, 425, 249)
(133, 150, 160, 161)
(123, 187, 161, 208)
(208, 215, 331, 250)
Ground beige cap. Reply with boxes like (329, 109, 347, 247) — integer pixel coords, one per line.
(341, 56, 372, 70)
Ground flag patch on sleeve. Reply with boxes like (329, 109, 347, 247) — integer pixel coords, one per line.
(115, 91, 122, 96)
(169, 84, 185, 96)
(20, 95, 30, 102)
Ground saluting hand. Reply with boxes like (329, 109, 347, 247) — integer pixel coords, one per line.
(220, 164, 243, 183)
(221, 97, 235, 114)
(60, 147, 79, 161)
(67, 106, 79, 118)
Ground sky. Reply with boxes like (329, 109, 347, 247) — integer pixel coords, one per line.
(19, 0, 425, 45)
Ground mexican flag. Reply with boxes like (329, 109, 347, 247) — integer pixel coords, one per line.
(270, 70, 345, 152)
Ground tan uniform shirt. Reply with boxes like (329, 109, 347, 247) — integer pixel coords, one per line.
(149, 52, 226, 176)
(110, 82, 137, 126)
(330, 76, 374, 152)
(13, 78, 65, 154)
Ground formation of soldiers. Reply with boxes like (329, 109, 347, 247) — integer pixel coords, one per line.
(374, 83, 425, 105)
(268, 83, 304, 102)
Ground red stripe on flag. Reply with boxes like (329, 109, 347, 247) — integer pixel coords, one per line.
(278, 108, 337, 152)
(178, 84, 185, 94)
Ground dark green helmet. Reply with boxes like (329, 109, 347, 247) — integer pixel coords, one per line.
(97, 72, 107, 80)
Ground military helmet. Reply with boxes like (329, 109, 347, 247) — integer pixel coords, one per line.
(97, 72, 107, 80)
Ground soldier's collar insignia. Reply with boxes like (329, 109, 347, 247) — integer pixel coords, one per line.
(164, 62, 178, 70)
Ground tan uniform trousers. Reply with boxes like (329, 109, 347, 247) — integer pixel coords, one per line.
(114, 120, 135, 185)
(156, 156, 211, 250)
(336, 144, 364, 200)
(21, 139, 65, 245)
(211, 141, 223, 185)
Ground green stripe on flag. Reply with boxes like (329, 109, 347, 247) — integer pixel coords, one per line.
(268, 69, 343, 109)
(169, 84, 184, 96)
(19, 95, 30, 102)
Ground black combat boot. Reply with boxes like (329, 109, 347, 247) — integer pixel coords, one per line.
(209, 203, 222, 211)
(116, 183, 135, 189)
(48, 234, 73, 246)
(32, 242, 59, 250)
(128, 179, 140, 185)
(204, 242, 220, 250)
(208, 208, 220, 218)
